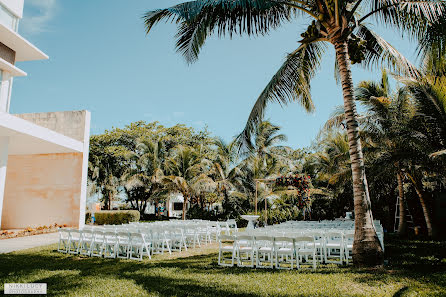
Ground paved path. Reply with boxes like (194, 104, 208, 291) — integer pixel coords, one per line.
(0, 232, 59, 254)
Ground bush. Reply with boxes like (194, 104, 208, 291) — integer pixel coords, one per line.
(186, 205, 222, 221)
(85, 210, 140, 225)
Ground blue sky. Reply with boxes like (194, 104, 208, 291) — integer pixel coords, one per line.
(12, 0, 420, 149)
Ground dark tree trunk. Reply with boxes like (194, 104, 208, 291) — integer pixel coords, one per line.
(182, 196, 188, 220)
(333, 39, 384, 267)
(407, 173, 434, 237)
(397, 169, 407, 236)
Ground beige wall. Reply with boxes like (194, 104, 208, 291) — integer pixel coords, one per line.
(1, 110, 90, 229)
(15, 111, 87, 142)
(1, 153, 83, 228)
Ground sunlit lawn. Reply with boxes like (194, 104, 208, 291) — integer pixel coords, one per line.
(0, 235, 445, 297)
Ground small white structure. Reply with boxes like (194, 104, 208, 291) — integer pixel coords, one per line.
(0, 1, 90, 229)
(168, 193, 185, 218)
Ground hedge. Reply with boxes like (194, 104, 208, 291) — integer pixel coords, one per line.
(85, 210, 140, 225)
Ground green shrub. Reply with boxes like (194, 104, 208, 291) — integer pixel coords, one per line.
(85, 210, 140, 225)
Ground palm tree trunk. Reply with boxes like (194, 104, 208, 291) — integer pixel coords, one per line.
(182, 195, 188, 220)
(334, 40, 383, 267)
(406, 173, 434, 237)
(396, 169, 407, 236)
(166, 198, 170, 218)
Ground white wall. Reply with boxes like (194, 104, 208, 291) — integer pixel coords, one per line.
(0, 0, 24, 18)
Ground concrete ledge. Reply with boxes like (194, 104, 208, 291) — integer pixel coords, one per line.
(0, 111, 84, 155)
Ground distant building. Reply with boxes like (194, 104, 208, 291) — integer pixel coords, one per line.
(0, 0, 90, 229)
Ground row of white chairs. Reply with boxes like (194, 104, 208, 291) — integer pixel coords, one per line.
(57, 222, 217, 260)
(273, 220, 384, 251)
(218, 234, 326, 270)
(218, 230, 355, 269)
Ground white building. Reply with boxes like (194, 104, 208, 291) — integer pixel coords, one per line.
(0, 0, 90, 230)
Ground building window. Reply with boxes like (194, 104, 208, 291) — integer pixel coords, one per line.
(173, 202, 183, 211)
(0, 4, 18, 32)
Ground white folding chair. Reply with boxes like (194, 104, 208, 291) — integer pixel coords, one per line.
(274, 237, 295, 270)
(68, 229, 82, 255)
(170, 228, 187, 252)
(295, 236, 317, 270)
(236, 235, 255, 268)
(255, 235, 274, 269)
(79, 229, 94, 256)
(184, 226, 200, 249)
(343, 232, 354, 265)
(116, 231, 130, 259)
(218, 235, 236, 267)
(103, 231, 118, 258)
(57, 228, 70, 253)
(307, 231, 325, 262)
(90, 230, 105, 257)
(324, 232, 344, 264)
(128, 232, 146, 261)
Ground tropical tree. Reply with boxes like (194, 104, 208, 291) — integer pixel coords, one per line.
(401, 74, 446, 236)
(122, 137, 166, 216)
(89, 135, 127, 210)
(237, 121, 288, 211)
(143, 0, 446, 266)
(210, 138, 242, 200)
(164, 145, 213, 219)
(354, 70, 415, 237)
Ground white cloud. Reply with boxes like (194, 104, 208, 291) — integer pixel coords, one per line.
(21, 0, 57, 35)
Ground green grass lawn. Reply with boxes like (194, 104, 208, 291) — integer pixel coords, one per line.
(0, 236, 445, 297)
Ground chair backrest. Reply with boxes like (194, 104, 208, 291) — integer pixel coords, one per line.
(343, 233, 354, 243)
(59, 228, 70, 239)
(274, 236, 294, 244)
(69, 229, 82, 240)
(255, 235, 273, 247)
(93, 230, 105, 239)
(81, 229, 93, 239)
(104, 231, 116, 241)
(294, 236, 315, 249)
(117, 232, 130, 243)
(325, 232, 343, 242)
(219, 234, 235, 242)
(129, 232, 143, 243)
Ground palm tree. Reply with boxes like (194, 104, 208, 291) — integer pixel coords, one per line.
(122, 137, 165, 217)
(354, 70, 415, 237)
(238, 121, 287, 211)
(89, 149, 123, 210)
(164, 145, 206, 219)
(210, 138, 242, 199)
(144, 0, 445, 266)
(401, 74, 446, 237)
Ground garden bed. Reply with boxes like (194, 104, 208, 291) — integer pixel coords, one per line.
(0, 224, 66, 240)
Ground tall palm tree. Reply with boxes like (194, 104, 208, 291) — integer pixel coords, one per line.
(238, 121, 287, 211)
(164, 145, 206, 219)
(144, 0, 445, 266)
(210, 138, 242, 198)
(354, 70, 415, 237)
(401, 74, 446, 236)
(122, 138, 165, 216)
(89, 148, 123, 210)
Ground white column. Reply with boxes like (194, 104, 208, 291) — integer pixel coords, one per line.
(0, 137, 9, 229)
(0, 72, 12, 113)
(78, 111, 91, 229)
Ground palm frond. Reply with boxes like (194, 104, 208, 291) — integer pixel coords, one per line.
(356, 25, 420, 78)
(236, 41, 325, 151)
(361, 0, 446, 37)
(323, 105, 346, 131)
(144, 0, 293, 63)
